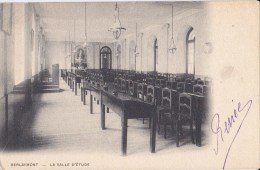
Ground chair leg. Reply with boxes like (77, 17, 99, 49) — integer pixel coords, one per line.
(158, 113, 161, 134)
(171, 124, 174, 136)
(190, 121, 195, 144)
(164, 122, 167, 139)
(180, 124, 183, 137)
(176, 122, 180, 147)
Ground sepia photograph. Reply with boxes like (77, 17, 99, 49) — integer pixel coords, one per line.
(0, 0, 259, 170)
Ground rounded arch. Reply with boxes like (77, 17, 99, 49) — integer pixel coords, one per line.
(129, 40, 136, 70)
(100, 46, 112, 69)
(147, 35, 158, 72)
(186, 27, 195, 74)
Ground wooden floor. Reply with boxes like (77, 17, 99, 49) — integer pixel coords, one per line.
(0, 79, 211, 169)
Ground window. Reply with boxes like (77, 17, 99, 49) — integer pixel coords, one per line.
(186, 28, 195, 74)
(154, 38, 158, 72)
(116, 45, 121, 69)
(129, 41, 135, 70)
(100, 46, 112, 69)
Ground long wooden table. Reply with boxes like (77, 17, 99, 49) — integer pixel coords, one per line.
(90, 84, 157, 156)
(81, 78, 206, 149)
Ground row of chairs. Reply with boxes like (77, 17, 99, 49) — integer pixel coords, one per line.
(112, 78, 209, 146)
(114, 77, 211, 98)
(65, 69, 209, 147)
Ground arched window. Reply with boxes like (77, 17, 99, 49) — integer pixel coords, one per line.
(154, 38, 158, 72)
(100, 46, 112, 69)
(186, 28, 195, 74)
(129, 41, 136, 70)
(116, 45, 121, 69)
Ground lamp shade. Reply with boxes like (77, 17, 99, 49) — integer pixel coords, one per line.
(169, 37, 177, 54)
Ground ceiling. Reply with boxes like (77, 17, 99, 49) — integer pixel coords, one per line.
(34, 2, 205, 42)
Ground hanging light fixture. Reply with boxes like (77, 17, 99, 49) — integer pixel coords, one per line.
(169, 5, 177, 54)
(83, 2, 88, 48)
(134, 23, 139, 55)
(108, 2, 126, 40)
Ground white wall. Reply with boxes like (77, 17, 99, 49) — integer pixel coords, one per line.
(45, 41, 66, 73)
(113, 7, 211, 78)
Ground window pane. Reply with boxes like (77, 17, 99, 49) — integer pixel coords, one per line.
(187, 41, 195, 74)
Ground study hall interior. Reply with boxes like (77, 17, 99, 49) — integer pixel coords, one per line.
(0, 1, 257, 161)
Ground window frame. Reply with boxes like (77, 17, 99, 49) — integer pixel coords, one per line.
(186, 28, 195, 75)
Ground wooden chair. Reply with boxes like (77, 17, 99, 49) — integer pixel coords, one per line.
(158, 89, 180, 139)
(157, 88, 172, 138)
(137, 83, 147, 101)
(184, 83, 193, 93)
(185, 78, 192, 83)
(193, 84, 204, 96)
(203, 85, 211, 97)
(120, 78, 127, 93)
(197, 80, 205, 85)
(204, 77, 212, 86)
(128, 80, 137, 98)
(177, 82, 185, 92)
(146, 85, 155, 103)
(147, 78, 155, 85)
(176, 93, 194, 147)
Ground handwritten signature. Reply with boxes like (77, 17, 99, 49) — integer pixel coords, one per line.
(211, 99, 253, 169)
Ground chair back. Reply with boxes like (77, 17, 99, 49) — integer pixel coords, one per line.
(137, 83, 147, 100)
(121, 78, 126, 93)
(146, 85, 155, 103)
(162, 88, 171, 108)
(178, 93, 192, 120)
(177, 82, 185, 93)
(185, 83, 193, 93)
(128, 80, 136, 97)
(197, 80, 205, 85)
(193, 84, 204, 96)
(203, 85, 211, 96)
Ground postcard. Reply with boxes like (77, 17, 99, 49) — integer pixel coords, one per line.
(0, 1, 259, 170)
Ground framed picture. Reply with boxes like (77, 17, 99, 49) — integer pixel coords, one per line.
(1, 3, 12, 35)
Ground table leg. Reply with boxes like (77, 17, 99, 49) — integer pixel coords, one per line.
(90, 94, 93, 114)
(101, 104, 105, 130)
(150, 108, 157, 153)
(121, 113, 128, 156)
(75, 82, 77, 95)
(81, 88, 83, 101)
(83, 89, 86, 105)
(195, 104, 202, 147)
